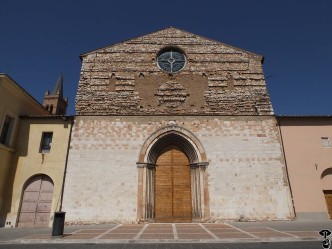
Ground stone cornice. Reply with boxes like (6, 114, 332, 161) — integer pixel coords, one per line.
(190, 162, 209, 169)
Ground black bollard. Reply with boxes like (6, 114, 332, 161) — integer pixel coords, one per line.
(52, 211, 66, 236)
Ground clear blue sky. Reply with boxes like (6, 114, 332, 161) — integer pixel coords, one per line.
(1, 0, 331, 115)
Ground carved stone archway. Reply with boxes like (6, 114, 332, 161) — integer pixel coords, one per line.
(137, 125, 210, 222)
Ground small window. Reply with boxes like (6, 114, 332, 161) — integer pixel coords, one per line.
(0, 115, 15, 146)
(321, 137, 331, 148)
(40, 132, 53, 153)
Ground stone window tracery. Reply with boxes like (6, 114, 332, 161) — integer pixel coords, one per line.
(157, 48, 186, 73)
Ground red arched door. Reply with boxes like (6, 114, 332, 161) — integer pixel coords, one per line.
(18, 175, 54, 227)
(155, 146, 192, 222)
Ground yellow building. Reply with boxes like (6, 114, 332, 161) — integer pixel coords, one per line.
(1, 73, 72, 227)
(0, 74, 49, 226)
(4, 116, 73, 227)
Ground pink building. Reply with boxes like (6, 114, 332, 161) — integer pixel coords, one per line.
(278, 116, 332, 220)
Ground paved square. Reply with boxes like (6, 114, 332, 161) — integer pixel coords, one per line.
(215, 232, 254, 239)
(285, 231, 321, 238)
(16, 223, 321, 242)
(139, 234, 174, 239)
(177, 233, 214, 239)
(75, 229, 109, 233)
(100, 234, 137, 239)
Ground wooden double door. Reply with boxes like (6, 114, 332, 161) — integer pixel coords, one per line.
(155, 146, 192, 222)
(324, 190, 332, 219)
(18, 175, 54, 227)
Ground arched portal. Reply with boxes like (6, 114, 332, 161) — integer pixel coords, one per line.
(155, 145, 191, 222)
(321, 169, 332, 219)
(17, 174, 54, 227)
(137, 125, 209, 222)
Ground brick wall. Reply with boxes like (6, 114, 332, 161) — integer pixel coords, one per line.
(76, 27, 273, 115)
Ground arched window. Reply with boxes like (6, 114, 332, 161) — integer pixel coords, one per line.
(321, 168, 332, 179)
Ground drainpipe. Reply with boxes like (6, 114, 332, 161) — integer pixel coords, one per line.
(59, 116, 74, 211)
(276, 117, 296, 219)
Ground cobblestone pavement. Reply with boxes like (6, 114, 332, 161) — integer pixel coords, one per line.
(6, 223, 322, 244)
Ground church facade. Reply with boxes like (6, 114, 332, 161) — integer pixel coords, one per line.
(62, 27, 294, 224)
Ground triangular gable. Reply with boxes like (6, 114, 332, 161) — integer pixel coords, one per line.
(80, 27, 263, 61)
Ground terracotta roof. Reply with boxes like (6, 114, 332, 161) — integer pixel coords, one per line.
(20, 115, 74, 120)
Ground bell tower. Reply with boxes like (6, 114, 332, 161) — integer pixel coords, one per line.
(43, 74, 68, 115)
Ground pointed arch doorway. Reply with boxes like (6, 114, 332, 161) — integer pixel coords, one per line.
(137, 126, 210, 223)
(155, 145, 191, 222)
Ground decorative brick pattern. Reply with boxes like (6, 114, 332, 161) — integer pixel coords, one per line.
(76, 27, 273, 115)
